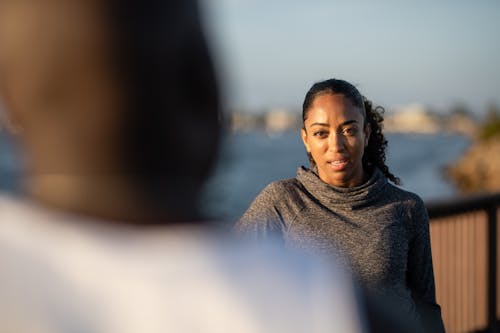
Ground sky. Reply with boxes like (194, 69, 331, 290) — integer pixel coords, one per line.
(201, 0, 500, 114)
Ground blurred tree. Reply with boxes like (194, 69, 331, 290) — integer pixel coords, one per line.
(479, 103, 500, 141)
(449, 102, 473, 118)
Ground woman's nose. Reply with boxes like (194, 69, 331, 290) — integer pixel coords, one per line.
(328, 133, 345, 152)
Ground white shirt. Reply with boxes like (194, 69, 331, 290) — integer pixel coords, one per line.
(0, 194, 365, 333)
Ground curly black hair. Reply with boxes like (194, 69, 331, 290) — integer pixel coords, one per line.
(302, 79, 401, 185)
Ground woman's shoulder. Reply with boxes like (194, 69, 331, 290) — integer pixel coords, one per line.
(383, 183, 426, 211)
(381, 185, 429, 236)
(250, 177, 308, 212)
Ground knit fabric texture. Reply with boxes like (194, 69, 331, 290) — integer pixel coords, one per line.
(235, 166, 444, 332)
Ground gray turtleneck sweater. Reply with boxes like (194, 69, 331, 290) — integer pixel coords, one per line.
(235, 167, 444, 332)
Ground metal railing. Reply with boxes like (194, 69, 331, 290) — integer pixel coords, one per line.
(426, 192, 500, 333)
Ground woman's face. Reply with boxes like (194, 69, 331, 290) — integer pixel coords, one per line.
(301, 93, 371, 188)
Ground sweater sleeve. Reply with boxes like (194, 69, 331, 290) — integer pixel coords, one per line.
(407, 198, 445, 333)
(233, 183, 285, 241)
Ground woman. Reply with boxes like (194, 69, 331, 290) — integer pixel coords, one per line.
(236, 79, 444, 332)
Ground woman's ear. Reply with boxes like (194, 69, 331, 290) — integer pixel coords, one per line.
(301, 128, 311, 153)
(364, 123, 371, 147)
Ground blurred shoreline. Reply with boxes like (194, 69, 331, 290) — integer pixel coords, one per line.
(223, 103, 481, 137)
(221, 104, 500, 199)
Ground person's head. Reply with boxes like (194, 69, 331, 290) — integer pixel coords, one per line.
(301, 79, 400, 187)
(0, 0, 220, 222)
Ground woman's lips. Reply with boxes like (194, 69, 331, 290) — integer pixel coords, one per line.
(327, 159, 349, 171)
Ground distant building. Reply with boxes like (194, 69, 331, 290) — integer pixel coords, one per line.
(228, 108, 300, 133)
(228, 111, 264, 132)
(264, 109, 300, 133)
(384, 104, 440, 134)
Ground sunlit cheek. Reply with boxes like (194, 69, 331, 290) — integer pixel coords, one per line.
(314, 139, 329, 153)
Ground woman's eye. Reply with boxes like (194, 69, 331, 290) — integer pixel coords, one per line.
(313, 131, 328, 138)
(343, 127, 357, 136)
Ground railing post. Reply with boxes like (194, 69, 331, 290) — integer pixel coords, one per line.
(488, 204, 498, 333)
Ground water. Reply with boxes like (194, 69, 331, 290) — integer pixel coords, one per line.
(0, 131, 470, 221)
(200, 131, 470, 220)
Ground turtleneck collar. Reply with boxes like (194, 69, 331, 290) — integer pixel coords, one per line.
(296, 166, 388, 210)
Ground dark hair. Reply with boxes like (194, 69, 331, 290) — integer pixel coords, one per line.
(109, 1, 221, 220)
(302, 79, 401, 185)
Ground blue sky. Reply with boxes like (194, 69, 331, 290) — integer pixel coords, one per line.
(201, 0, 500, 114)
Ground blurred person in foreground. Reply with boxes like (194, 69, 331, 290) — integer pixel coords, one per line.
(0, 1, 365, 332)
(236, 79, 445, 332)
